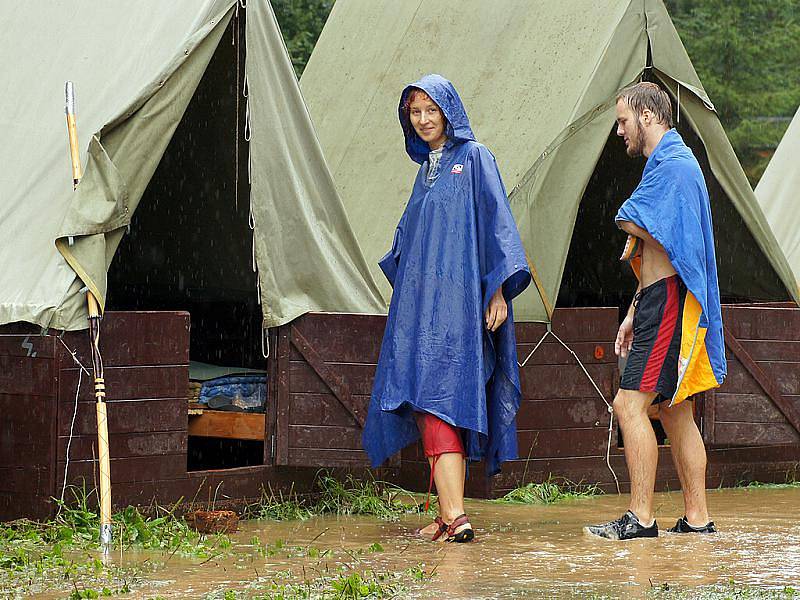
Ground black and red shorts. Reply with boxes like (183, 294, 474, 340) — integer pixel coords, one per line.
(620, 275, 686, 404)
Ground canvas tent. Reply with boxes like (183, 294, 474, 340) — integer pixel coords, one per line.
(300, 0, 799, 322)
(755, 106, 800, 298)
(0, 0, 384, 333)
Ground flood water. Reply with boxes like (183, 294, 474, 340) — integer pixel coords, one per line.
(34, 487, 800, 599)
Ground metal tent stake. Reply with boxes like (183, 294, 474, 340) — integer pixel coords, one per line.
(65, 81, 113, 553)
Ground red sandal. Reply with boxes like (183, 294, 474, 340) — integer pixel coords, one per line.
(446, 514, 474, 543)
(415, 516, 449, 541)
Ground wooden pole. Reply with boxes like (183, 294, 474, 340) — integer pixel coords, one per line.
(65, 81, 113, 552)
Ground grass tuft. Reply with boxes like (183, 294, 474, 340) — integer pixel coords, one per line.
(243, 485, 314, 521)
(243, 473, 430, 523)
(741, 480, 800, 490)
(646, 579, 797, 599)
(495, 477, 600, 504)
(0, 485, 230, 598)
(312, 474, 414, 521)
(213, 564, 433, 599)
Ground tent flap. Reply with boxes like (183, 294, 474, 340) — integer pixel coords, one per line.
(246, 0, 385, 327)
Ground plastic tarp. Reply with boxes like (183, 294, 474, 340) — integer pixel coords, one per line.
(755, 106, 800, 297)
(0, 0, 383, 331)
(300, 0, 798, 322)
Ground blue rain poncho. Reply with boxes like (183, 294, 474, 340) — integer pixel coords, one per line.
(362, 74, 531, 475)
(616, 129, 726, 404)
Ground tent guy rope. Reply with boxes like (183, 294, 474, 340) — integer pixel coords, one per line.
(56, 336, 90, 503)
(518, 324, 621, 494)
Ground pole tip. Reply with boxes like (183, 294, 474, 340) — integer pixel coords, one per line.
(65, 81, 75, 115)
(100, 522, 113, 550)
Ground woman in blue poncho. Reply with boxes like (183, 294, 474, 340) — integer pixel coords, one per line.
(362, 74, 531, 542)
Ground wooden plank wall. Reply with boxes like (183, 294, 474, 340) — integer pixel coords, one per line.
(713, 306, 800, 446)
(4, 304, 798, 517)
(0, 334, 58, 520)
(280, 313, 385, 468)
(54, 312, 191, 510)
(489, 308, 619, 496)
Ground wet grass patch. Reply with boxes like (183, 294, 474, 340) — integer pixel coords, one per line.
(312, 474, 419, 520)
(207, 564, 432, 599)
(243, 485, 316, 522)
(495, 477, 600, 504)
(244, 474, 432, 523)
(734, 466, 800, 490)
(740, 480, 800, 490)
(0, 487, 232, 598)
(1, 475, 430, 597)
(646, 579, 797, 599)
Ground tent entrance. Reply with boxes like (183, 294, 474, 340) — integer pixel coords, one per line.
(559, 115, 788, 317)
(106, 15, 268, 471)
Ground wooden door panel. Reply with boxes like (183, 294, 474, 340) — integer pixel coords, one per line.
(275, 314, 382, 468)
(706, 306, 800, 447)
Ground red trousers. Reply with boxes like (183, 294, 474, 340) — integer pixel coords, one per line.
(415, 412, 464, 511)
(415, 412, 465, 457)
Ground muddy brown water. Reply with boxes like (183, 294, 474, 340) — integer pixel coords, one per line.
(32, 487, 800, 599)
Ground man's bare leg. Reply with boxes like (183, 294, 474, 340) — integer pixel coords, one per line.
(614, 388, 659, 523)
(659, 400, 710, 525)
(417, 453, 468, 537)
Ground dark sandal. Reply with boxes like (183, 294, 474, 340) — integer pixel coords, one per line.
(446, 514, 474, 543)
(415, 516, 449, 541)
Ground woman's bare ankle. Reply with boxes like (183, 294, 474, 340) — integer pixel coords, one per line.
(443, 509, 466, 523)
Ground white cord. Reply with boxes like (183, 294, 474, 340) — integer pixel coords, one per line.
(56, 336, 92, 501)
(261, 328, 270, 359)
(517, 328, 549, 368)
(517, 327, 621, 494)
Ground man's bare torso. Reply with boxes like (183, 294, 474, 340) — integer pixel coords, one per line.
(640, 237, 676, 286)
(619, 221, 677, 287)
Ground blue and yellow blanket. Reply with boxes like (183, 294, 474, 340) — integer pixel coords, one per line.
(616, 129, 726, 404)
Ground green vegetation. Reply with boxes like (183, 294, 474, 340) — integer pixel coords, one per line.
(271, 0, 335, 77)
(734, 468, 800, 489)
(0, 477, 430, 597)
(647, 579, 797, 599)
(311, 474, 420, 520)
(51, 487, 230, 556)
(244, 485, 316, 521)
(208, 565, 431, 600)
(495, 477, 600, 504)
(68, 585, 131, 599)
(664, 1, 799, 184)
(0, 487, 230, 598)
(245, 474, 432, 522)
(741, 480, 800, 490)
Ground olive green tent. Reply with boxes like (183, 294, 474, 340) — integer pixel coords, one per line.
(300, 0, 799, 321)
(0, 0, 383, 332)
(755, 106, 800, 298)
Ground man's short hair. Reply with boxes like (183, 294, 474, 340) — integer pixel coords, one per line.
(616, 82, 674, 128)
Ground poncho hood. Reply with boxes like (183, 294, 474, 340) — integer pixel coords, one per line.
(398, 73, 476, 164)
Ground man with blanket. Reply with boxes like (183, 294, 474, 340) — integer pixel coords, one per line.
(585, 82, 726, 540)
